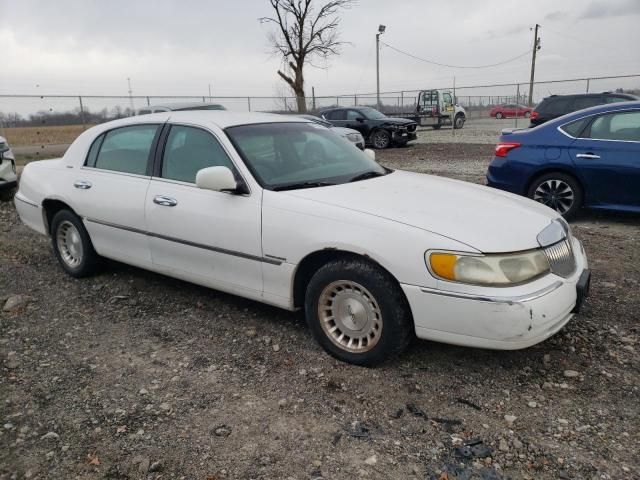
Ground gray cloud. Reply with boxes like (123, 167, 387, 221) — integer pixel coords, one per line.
(580, 0, 640, 19)
(544, 11, 568, 21)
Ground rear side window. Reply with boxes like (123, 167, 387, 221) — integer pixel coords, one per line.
(560, 118, 590, 138)
(537, 97, 571, 115)
(571, 97, 603, 111)
(605, 96, 632, 104)
(325, 110, 346, 120)
(588, 111, 640, 142)
(161, 125, 235, 183)
(92, 125, 159, 175)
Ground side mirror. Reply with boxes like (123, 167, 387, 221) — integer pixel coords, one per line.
(196, 166, 240, 193)
(364, 148, 376, 161)
(356, 117, 365, 122)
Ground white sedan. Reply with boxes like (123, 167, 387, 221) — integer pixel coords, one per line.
(14, 112, 590, 366)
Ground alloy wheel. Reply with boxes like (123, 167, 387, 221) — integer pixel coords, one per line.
(533, 179, 575, 214)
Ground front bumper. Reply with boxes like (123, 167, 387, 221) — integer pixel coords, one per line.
(403, 237, 589, 350)
(0, 179, 17, 192)
(393, 130, 417, 143)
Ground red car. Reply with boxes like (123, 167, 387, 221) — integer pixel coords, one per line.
(490, 104, 533, 119)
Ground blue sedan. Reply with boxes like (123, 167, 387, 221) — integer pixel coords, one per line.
(487, 101, 640, 218)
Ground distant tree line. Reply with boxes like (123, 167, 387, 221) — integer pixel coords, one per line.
(0, 106, 135, 128)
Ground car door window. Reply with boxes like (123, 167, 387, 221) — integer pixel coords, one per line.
(90, 124, 159, 175)
(346, 110, 361, 121)
(161, 125, 235, 183)
(588, 111, 640, 142)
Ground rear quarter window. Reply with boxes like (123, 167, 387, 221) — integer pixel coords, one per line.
(559, 118, 590, 138)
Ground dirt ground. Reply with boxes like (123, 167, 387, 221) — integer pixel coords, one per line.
(1, 143, 639, 480)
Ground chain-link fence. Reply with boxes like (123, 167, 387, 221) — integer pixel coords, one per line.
(1, 74, 638, 158)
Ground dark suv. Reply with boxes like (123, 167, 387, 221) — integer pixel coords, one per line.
(321, 106, 417, 149)
(530, 92, 637, 127)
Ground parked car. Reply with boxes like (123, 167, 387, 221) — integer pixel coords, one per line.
(490, 104, 533, 119)
(296, 114, 365, 150)
(530, 92, 637, 127)
(137, 102, 226, 115)
(487, 101, 640, 218)
(0, 135, 17, 201)
(15, 111, 589, 366)
(321, 106, 417, 149)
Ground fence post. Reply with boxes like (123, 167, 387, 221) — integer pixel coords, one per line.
(284, 97, 288, 111)
(586, 78, 590, 93)
(354, 94, 357, 106)
(401, 91, 404, 110)
(247, 97, 251, 112)
(515, 84, 520, 128)
(312, 87, 316, 111)
(78, 96, 87, 130)
(336, 97, 339, 106)
(146, 96, 150, 106)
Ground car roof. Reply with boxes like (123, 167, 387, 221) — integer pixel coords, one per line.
(539, 100, 640, 127)
(142, 101, 225, 110)
(541, 92, 638, 101)
(111, 110, 313, 129)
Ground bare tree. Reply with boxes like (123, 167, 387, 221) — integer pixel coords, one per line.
(260, 0, 354, 113)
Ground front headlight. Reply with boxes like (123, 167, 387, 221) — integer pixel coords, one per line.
(346, 132, 363, 143)
(427, 250, 550, 286)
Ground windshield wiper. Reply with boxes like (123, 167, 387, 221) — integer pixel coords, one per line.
(273, 181, 335, 192)
(349, 170, 387, 182)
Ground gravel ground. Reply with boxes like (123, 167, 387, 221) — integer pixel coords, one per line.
(415, 117, 528, 145)
(1, 143, 639, 480)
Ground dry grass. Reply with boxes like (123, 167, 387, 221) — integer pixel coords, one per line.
(0, 124, 91, 147)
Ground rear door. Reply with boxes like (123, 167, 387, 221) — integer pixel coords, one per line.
(70, 123, 162, 267)
(567, 109, 640, 208)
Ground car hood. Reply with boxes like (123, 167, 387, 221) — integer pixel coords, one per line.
(331, 126, 361, 137)
(380, 117, 416, 126)
(282, 170, 558, 252)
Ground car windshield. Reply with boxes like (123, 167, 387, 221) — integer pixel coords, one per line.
(226, 122, 387, 190)
(358, 107, 387, 120)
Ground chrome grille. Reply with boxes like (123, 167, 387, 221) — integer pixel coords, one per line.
(543, 239, 576, 278)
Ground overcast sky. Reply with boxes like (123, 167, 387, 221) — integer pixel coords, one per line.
(1, 0, 639, 99)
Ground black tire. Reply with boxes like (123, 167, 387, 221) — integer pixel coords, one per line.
(304, 258, 413, 366)
(453, 114, 465, 129)
(432, 124, 442, 130)
(50, 209, 101, 277)
(527, 172, 583, 219)
(370, 129, 391, 149)
(524, 111, 531, 118)
(496, 112, 504, 119)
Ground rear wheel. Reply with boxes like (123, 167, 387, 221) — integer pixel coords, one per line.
(524, 111, 531, 118)
(527, 172, 583, 219)
(370, 129, 391, 149)
(305, 258, 413, 366)
(51, 210, 101, 277)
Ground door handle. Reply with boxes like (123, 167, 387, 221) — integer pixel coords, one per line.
(153, 195, 178, 207)
(73, 180, 92, 189)
(576, 153, 600, 159)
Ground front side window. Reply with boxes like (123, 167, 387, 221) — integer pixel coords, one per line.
(443, 93, 453, 105)
(358, 107, 386, 120)
(90, 124, 159, 175)
(346, 110, 362, 121)
(588, 111, 640, 142)
(161, 125, 235, 183)
(226, 122, 387, 190)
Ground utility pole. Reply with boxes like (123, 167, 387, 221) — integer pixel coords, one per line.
(127, 77, 134, 111)
(376, 24, 386, 110)
(528, 24, 541, 107)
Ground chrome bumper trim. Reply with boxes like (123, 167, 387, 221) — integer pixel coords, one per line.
(419, 280, 563, 305)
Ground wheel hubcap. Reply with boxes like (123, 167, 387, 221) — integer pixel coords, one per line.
(533, 179, 575, 214)
(56, 220, 83, 267)
(318, 280, 382, 353)
(373, 132, 388, 148)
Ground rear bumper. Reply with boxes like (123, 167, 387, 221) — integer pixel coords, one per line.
(403, 237, 588, 350)
(0, 179, 17, 192)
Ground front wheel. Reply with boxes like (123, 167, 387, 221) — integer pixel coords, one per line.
(495, 112, 504, 119)
(51, 209, 101, 277)
(370, 129, 391, 149)
(527, 172, 583, 219)
(305, 258, 413, 366)
(453, 114, 465, 129)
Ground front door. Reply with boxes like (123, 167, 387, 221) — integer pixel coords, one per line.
(568, 109, 640, 208)
(145, 124, 263, 296)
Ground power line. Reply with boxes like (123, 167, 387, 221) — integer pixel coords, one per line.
(379, 41, 531, 69)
